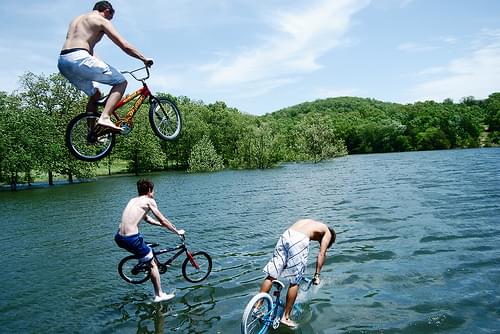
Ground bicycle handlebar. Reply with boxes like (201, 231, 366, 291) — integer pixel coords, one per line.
(121, 65, 151, 82)
(177, 229, 186, 241)
(299, 276, 315, 291)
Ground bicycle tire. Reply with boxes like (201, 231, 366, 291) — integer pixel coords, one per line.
(241, 292, 273, 334)
(181, 251, 212, 283)
(149, 97, 182, 141)
(118, 255, 151, 284)
(65, 113, 116, 162)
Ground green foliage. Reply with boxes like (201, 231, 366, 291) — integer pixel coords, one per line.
(230, 120, 281, 169)
(1, 70, 498, 188)
(297, 114, 347, 162)
(485, 93, 500, 134)
(0, 73, 96, 187)
(271, 96, 487, 153)
(115, 104, 165, 175)
(188, 135, 224, 172)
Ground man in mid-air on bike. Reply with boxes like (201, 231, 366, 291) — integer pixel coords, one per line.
(259, 219, 336, 328)
(115, 179, 185, 302)
(58, 1, 153, 132)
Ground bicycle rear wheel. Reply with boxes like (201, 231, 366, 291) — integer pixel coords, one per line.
(241, 293, 273, 334)
(118, 255, 151, 284)
(181, 251, 212, 283)
(65, 113, 115, 162)
(149, 97, 182, 140)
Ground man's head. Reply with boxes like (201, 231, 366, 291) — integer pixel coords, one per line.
(327, 227, 336, 249)
(93, 1, 114, 19)
(137, 179, 154, 196)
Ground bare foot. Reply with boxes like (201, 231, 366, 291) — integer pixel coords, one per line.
(280, 317, 298, 329)
(97, 118, 122, 132)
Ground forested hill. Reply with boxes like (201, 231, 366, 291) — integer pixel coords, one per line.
(271, 96, 401, 118)
(264, 95, 500, 154)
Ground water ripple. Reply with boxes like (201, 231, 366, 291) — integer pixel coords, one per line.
(1, 148, 499, 333)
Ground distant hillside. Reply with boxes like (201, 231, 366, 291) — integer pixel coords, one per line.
(263, 95, 500, 153)
(269, 96, 402, 118)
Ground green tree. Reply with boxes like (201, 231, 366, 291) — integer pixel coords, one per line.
(18, 72, 96, 184)
(188, 135, 224, 172)
(416, 127, 450, 150)
(116, 104, 165, 175)
(298, 114, 347, 162)
(231, 120, 280, 169)
(0, 92, 31, 189)
(485, 93, 500, 132)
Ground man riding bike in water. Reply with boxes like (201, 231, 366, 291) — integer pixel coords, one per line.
(58, 1, 153, 132)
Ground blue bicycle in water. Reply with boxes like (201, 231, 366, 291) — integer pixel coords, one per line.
(241, 276, 314, 334)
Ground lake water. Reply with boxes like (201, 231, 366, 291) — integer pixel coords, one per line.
(0, 148, 499, 333)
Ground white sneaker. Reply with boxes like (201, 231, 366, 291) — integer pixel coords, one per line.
(153, 292, 175, 302)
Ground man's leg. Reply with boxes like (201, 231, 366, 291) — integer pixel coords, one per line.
(259, 276, 274, 293)
(97, 81, 127, 131)
(149, 259, 175, 302)
(149, 259, 164, 297)
(86, 88, 101, 114)
(281, 283, 299, 327)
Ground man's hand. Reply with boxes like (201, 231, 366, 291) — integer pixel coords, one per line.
(177, 229, 185, 236)
(144, 58, 154, 67)
(313, 273, 320, 285)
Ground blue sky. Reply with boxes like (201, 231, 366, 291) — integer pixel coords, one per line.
(1, 0, 499, 115)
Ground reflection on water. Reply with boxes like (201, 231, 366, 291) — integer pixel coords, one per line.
(0, 148, 499, 333)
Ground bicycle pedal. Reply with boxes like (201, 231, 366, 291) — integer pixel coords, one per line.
(158, 264, 168, 274)
(120, 124, 132, 135)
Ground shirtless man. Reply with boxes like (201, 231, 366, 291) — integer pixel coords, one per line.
(115, 179, 184, 302)
(260, 219, 336, 328)
(58, 1, 153, 131)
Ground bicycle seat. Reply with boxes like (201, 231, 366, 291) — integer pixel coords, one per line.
(272, 280, 285, 291)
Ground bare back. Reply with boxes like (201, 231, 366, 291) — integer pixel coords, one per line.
(119, 196, 154, 236)
(290, 219, 328, 239)
(62, 11, 107, 54)
(291, 218, 333, 266)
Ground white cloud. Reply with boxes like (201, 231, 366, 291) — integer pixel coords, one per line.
(201, 0, 370, 92)
(410, 39, 500, 101)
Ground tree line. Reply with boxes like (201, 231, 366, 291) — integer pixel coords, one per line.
(1, 72, 499, 190)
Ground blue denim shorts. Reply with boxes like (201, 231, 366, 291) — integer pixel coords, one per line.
(58, 49, 126, 96)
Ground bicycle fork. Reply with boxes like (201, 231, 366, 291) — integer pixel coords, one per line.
(186, 251, 200, 269)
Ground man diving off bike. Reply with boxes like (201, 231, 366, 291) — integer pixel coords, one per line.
(259, 219, 336, 328)
(58, 1, 153, 132)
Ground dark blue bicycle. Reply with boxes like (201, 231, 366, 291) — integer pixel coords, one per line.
(118, 233, 212, 284)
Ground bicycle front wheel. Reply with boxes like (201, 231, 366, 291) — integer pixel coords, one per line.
(241, 293, 273, 334)
(118, 255, 151, 284)
(149, 97, 182, 140)
(65, 113, 115, 162)
(181, 251, 212, 283)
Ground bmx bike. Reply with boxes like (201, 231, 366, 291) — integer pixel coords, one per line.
(65, 66, 181, 162)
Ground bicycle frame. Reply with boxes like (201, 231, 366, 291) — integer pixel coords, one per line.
(261, 290, 284, 330)
(111, 83, 151, 126)
(153, 241, 200, 270)
(114, 67, 154, 124)
(94, 67, 153, 136)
